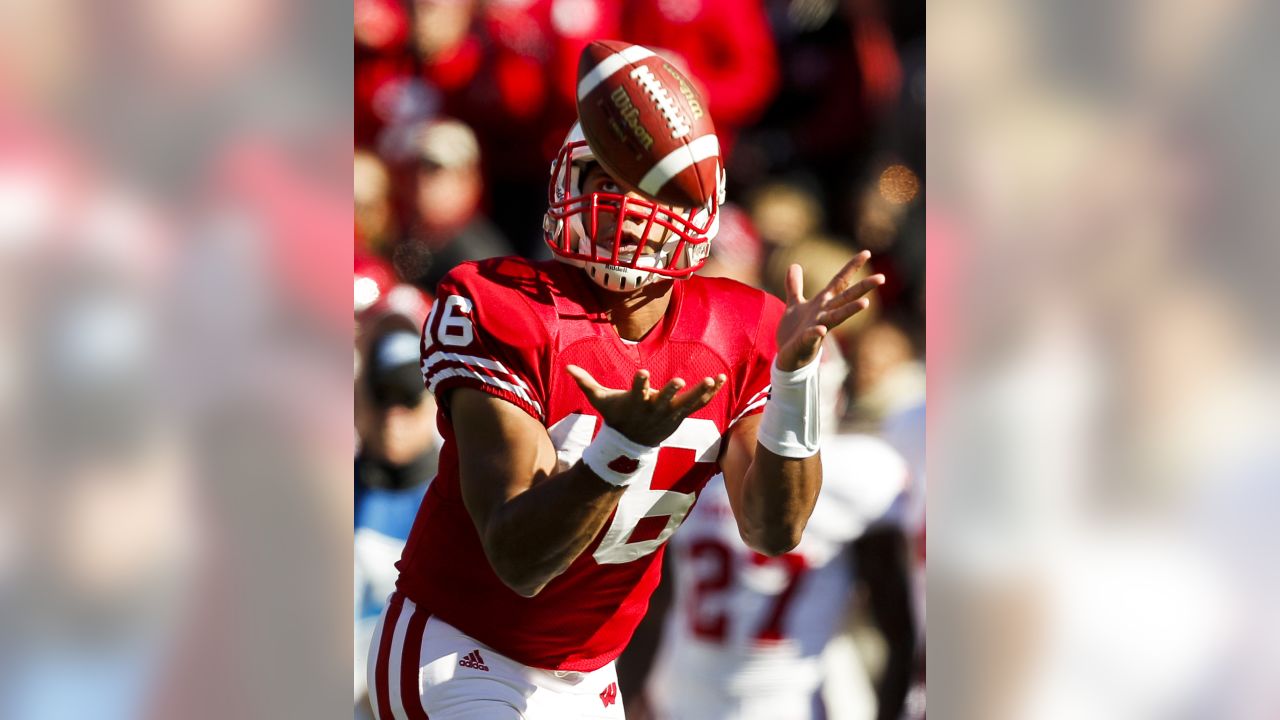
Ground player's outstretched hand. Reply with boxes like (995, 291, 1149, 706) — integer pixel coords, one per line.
(775, 250, 884, 371)
(566, 365, 727, 446)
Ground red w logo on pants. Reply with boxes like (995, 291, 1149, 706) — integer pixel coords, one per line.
(599, 681, 618, 707)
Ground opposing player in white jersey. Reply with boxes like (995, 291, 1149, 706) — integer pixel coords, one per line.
(637, 347, 917, 720)
(880, 400, 926, 719)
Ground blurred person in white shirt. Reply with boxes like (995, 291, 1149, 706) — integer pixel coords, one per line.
(623, 342, 917, 720)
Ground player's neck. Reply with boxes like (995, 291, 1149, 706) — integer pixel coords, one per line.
(590, 279, 674, 342)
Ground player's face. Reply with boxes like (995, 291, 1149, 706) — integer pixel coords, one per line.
(580, 163, 689, 260)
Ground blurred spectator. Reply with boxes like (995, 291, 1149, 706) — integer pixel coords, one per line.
(412, 0, 479, 67)
(354, 321, 439, 499)
(698, 203, 765, 288)
(463, 0, 623, 255)
(355, 150, 397, 257)
(730, 0, 870, 192)
(729, 0, 923, 242)
(749, 180, 825, 249)
(847, 319, 924, 428)
(354, 316, 440, 714)
(359, 0, 624, 254)
(390, 119, 513, 293)
(354, 0, 468, 147)
(354, 254, 399, 318)
(354, 0, 410, 53)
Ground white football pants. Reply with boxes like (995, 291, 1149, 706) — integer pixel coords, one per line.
(368, 593, 626, 720)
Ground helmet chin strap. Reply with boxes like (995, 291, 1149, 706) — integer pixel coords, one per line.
(573, 209, 674, 292)
(582, 244, 673, 291)
(584, 261, 655, 292)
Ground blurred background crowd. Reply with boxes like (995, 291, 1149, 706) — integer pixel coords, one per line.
(353, 0, 925, 718)
(353, 0, 924, 309)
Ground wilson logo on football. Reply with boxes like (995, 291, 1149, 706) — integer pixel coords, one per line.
(610, 86, 655, 151)
(573, 39, 722, 208)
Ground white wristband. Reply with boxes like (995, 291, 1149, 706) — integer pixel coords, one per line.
(757, 350, 822, 458)
(582, 424, 660, 487)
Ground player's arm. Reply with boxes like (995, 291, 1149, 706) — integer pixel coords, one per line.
(720, 413, 816, 555)
(452, 388, 623, 597)
(452, 369, 725, 598)
(722, 252, 884, 556)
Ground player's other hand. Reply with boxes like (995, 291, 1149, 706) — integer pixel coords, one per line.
(566, 366, 727, 446)
(775, 250, 884, 371)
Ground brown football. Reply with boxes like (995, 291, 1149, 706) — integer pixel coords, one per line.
(575, 40, 720, 209)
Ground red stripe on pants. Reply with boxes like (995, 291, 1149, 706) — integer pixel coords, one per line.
(402, 606, 431, 720)
(374, 596, 403, 720)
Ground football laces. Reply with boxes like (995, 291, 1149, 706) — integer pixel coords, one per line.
(629, 66, 691, 140)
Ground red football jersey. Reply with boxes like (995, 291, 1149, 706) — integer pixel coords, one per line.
(396, 257, 782, 671)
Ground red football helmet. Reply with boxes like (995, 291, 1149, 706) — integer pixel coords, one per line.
(543, 123, 725, 292)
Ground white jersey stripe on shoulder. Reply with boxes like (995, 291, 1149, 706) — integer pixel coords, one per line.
(637, 134, 720, 197)
(426, 365, 537, 408)
(387, 599, 415, 720)
(730, 398, 769, 427)
(422, 350, 534, 393)
(730, 385, 772, 427)
(576, 45, 656, 100)
(428, 367, 544, 417)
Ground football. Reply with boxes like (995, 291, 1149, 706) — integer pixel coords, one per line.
(575, 40, 720, 209)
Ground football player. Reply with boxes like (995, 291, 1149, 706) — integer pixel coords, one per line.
(633, 347, 916, 720)
(365, 114, 884, 719)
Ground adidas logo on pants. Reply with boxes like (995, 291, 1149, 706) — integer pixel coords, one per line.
(367, 593, 626, 719)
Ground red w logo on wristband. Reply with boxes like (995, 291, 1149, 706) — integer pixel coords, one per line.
(607, 455, 640, 474)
